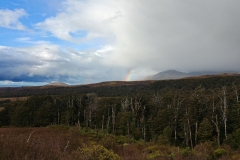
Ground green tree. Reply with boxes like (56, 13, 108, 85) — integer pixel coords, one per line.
(198, 118, 213, 142)
(225, 128, 240, 150)
(11, 105, 31, 126)
(158, 126, 173, 145)
(228, 103, 240, 131)
(34, 103, 55, 126)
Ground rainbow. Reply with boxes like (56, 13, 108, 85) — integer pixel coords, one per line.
(124, 70, 133, 81)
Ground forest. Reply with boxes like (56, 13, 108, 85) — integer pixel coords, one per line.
(0, 74, 240, 159)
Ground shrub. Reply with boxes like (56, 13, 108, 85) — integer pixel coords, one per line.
(121, 144, 144, 160)
(231, 153, 240, 160)
(214, 148, 227, 158)
(144, 145, 178, 160)
(193, 141, 215, 159)
(72, 142, 121, 160)
(100, 135, 118, 150)
(144, 145, 161, 160)
(181, 147, 192, 157)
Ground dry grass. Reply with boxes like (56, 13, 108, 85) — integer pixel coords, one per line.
(0, 127, 149, 160)
(0, 127, 239, 160)
(0, 127, 82, 160)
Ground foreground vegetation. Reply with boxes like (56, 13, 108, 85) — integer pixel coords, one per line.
(1, 75, 240, 159)
(0, 126, 240, 160)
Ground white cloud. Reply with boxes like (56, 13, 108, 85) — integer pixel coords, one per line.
(35, 0, 122, 42)
(36, 0, 240, 75)
(0, 43, 127, 84)
(15, 37, 52, 45)
(0, 9, 28, 30)
(15, 37, 31, 42)
(0, 80, 47, 87)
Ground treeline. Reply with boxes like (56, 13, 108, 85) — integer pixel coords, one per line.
(0, 75, 240, 98)
(1, 81, 240, 150)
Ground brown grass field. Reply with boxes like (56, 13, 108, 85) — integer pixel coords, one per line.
(1, 127, 239, 160)
(0, 127, 146, 160)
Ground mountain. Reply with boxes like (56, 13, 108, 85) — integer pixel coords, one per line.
(145, 70, 189, 80)
(145, 70, 238, 80)
(45, 82, 68, 87)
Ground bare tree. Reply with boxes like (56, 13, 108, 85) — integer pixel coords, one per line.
(107, 107, 110, 133)
(232, 83, 239, 103)
(66, 96, 74, 125)
(172, 94, 184, 144)
(121, 97, 130, 112)
(85, 93, 98, 128)
(185, 106, 193, 149)
(121, 97, 131, 136)
(54, 97, 62, 125)
(217, 87, 228, 140)
(131, 95, 143, 128)
(211, 90, 220, 146)
(140, 105, 146, 141)
(191, 86, 207, 146)
(102, 115, 104, 130)
(76, 96, 83, 128)
(112, 105, 116, 134)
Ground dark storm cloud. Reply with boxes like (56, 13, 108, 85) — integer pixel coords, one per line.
(38, 0, 240, 75)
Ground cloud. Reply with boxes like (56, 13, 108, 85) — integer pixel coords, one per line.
(0, 44, 127, 84)
(0, 80, 47, 87)
(1, 0, 240, 85)
(36, 0, 240, 74)
(0, 8, 28, 30)
(15, 37, 52, 45)
(35, 0, 122, 42)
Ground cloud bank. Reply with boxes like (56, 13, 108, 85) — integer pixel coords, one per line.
(0, 44, 125, 84)
(0, 0, 240, 85)
(37, 0, 240, 71)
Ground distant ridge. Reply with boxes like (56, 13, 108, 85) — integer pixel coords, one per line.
(145, 70, 238, 80)
(0, 74, 240, 98)
(145, 70, 189, 80)
(46, 82, 68, 87)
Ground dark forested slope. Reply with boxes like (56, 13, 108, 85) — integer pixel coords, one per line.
(0, 74, 239, 98)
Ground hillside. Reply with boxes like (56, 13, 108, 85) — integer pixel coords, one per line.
(45, 82, 68, 87)
(0, 74, 240, 98)
(145, 70, 239, 80)
(145, 70, 189, 80)
(1, 74, 240, 158)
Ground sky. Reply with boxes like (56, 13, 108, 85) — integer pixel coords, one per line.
(0, 0, 240, 86)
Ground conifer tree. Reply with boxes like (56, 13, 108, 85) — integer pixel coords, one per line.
(198, 118, 213, 142)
